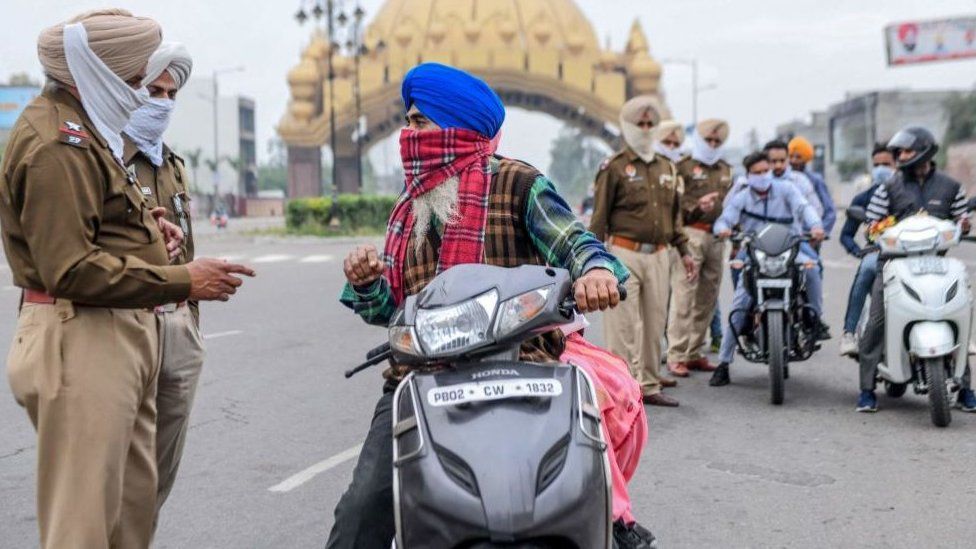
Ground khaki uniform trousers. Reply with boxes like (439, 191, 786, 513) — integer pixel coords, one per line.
(154, 305, 205, 522)
(667, 227, 725, 363)
(603, 244, 671, 396)
(7, 300, 162, 549)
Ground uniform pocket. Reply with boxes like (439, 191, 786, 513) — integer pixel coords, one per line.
(122, 183, 160, 244)
(617, 180, 649, 209)
(6, 305, 64, 405)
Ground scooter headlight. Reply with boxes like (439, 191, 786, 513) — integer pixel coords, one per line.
(755, 249, 792, 277)
(414, 290, 498, 358)
(494, 285, 554, 339)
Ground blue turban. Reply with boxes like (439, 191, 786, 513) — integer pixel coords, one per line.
(401, 63, 505, 138)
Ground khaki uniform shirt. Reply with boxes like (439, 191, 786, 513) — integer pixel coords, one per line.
(0, 87, 191, 308)
(676, 157, 733, 226)
(589, 148, 689, 256)
(122, 139, 195, 264)
(123, 138, 199, 321)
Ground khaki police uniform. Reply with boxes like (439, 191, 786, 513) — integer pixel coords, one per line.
(122, 137, 205, 521)
(667, 157, 732, 364)
(590, 148, 688, 396)
(0, 86, 191, 548)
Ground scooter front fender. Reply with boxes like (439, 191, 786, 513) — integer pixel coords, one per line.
(908, 321, 957, 358)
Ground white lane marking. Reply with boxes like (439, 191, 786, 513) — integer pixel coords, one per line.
(269, 443, 364, 493)
(203, 330, 243, 340)
(3, 286, 16, 291)
(217, 254, 247, 262)
(300, 254, 335, 263)
(252, 254, 295, 264)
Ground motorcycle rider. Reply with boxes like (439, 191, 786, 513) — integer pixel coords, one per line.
(331, 63, 654, 548)
(837, 144, 895, 356)
(709, 151, 825, 386)
(857, 126, 976, 413)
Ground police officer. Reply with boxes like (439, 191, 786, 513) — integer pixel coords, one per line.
(121, 41, 205, 523)
(0, 11, 254, 548)
(590, 95, 697, 407)
(856, 126, 976, 413)
(666, 119, 732, 377)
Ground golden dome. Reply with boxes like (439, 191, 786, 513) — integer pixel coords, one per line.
(630, 52, 661, 78)
(365, 0, 601, 55)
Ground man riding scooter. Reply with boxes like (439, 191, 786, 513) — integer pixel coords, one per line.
(330, 63, 655, 549)
(856, 126, 976, 413)
(709, 152, 825, 386)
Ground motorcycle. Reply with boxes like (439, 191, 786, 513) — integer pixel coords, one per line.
(728, 224, 822, 405)
(848, 207, 974, 427)
(346, 264, 626, 548)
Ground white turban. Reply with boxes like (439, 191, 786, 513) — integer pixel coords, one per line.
(143, 42, 192, 89)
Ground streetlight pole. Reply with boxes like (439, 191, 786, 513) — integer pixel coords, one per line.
(352, 4, 365, 192)
(661, 57, 716, 126)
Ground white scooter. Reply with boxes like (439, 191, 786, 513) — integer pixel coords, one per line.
(851, 209, 973, 427)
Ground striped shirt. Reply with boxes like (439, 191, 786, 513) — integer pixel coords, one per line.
(866, 173, 968, 222)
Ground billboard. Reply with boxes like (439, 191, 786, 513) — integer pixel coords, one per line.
(886, 16, 976, 66)
(0, 86, 40, 129)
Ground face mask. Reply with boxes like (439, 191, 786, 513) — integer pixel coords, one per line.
(653, 141, 682, 163)
(691, 133, 723, 166)
(124, 97, 176, 167)
(621, 120, 655, 163)
(871, 165, 894, 185)
(748, 173, 772, 192)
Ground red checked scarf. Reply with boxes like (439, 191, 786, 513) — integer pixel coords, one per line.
(383, 128, 495, 304)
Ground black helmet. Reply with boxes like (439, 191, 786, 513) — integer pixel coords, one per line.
(887, 126, 939, 171)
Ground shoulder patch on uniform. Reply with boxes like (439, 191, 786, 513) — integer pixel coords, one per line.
(599, 156, 612, 171)
(58, 121, 90, 149)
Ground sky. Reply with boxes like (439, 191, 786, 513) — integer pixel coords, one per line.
(3, 0, 976, 173)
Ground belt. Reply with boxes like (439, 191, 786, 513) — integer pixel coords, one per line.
(688, 222, 713, 232)
(22, 288, 56, 305)
(608, 235, 667, 254)
(154, 302, 186, 314)
(22, 288, 185, 313)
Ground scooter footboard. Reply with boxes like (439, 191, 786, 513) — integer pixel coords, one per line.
(909, 321, 957, 358)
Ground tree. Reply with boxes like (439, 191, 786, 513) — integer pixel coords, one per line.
(939, 90, 976, 167)
(182, 148, 202, 193)
(6, 72, 39, 87)
(547, 125, 607, 208)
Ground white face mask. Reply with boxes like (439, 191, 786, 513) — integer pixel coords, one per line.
(653, 141, 682, 163)
(621, 120, 655, 163)
(63, 23, 149, 162)
(124, 97, 176, 166)
(691, 133, 724, 166)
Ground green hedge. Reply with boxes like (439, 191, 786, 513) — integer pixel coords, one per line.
(286, 194, 397, 235)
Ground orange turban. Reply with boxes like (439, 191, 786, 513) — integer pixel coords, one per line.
(788, 136, 815, 163)
(37, 9, 162, 87)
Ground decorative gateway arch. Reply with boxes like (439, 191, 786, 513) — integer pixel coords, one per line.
(278, 0, 670, 197)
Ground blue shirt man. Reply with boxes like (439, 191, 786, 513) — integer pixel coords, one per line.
(708, 151, 824, 386)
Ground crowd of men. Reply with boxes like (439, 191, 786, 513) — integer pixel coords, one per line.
(4, 7, 976, 549)
(586, 94, 976, 415)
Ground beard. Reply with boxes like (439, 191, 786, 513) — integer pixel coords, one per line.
(412, 176, 460, 252)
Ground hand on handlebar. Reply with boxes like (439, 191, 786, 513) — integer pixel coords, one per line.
(717, 229, 733, 239)
(809, 227, 825, 243)
(573, 268, 621, 312)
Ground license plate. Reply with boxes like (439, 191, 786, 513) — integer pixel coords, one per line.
(909, 257, 947, 275)
(427, 378, 563, 407)
(757, 279, 791, 289)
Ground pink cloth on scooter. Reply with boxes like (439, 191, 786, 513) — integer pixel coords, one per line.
(560, 332, 647, 524)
